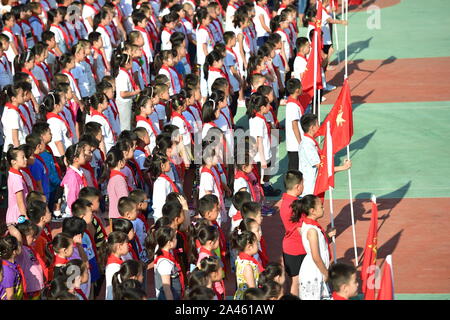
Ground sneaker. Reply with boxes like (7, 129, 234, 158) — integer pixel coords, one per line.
(321, 95, 327, 102)
(237, 99, 246, 108)
(324, 83, 337, 91)
(263, 185, 281, 197)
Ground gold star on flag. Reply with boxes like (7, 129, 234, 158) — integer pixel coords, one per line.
(336, 105, 346, 127)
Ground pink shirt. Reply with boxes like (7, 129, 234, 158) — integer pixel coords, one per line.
(6, 172, 28, 224)
(16, 246, 45, 292)
(107, 174, 129, 219)
(61, 166, 85, 216)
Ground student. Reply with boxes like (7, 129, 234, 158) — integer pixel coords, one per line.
(147, 152, 179, 220)
(48, 8, 70, 54)
(32, 43, 51, 95)
(160, 12, 178, 50)
(117, 134, 142, 191)
(258, 262, 286, 288)
(0, 226, 25, 300)
(5, 146, 28, 225)
(48, 232, 74, 281)
(182, 87, 202, 137)
(169, 93, 193, 167)
(1, 13, 20, 62)
(94, 9, 115, 61)
(156, 50, 182, 96)
(98, 231, 129, 300)
(88, 31, 109, 80)
(14, 221, 46, 299)
(279, 170, 306, 296)
(85, 92, 116, 152)
(204, 51, 226, 96)
(292, 37, 311, 80)
(111, 260, 144, 300)
(254, 0, 272, 47)
(0, 38, 13, 89)
(291, 195, 336, 300)
(191, 224, 220, 268)
(129, 189, 151, 240)
(285, 78, 304, 170)
(40, 92, 73, 158)
(25, 132, 50, 200)
(298, 114, 351, 196)
(134, 95, 158, 155)
(97, 79, 121, 136)
(1, 84, 28, 152)
(153, 83, 170, 129)
(240, 202, 267, 264)
(114, 53, 141, 131)
(223, 31, 244, 112)
(233, 11, 251, 77)
(225, 0, 238, 32)
(229, 191, 252, 232)
(26, 199, 52, 267)
(231, 228, 263, 300)
(199, 255, 225, 300)
(146, 225, 184, 300)
(329, 262, 359, 300)
(195, 7, 214, 98)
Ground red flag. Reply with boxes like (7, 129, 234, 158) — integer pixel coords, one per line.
(314, 79, 353, 154)
(377, 255, 394, 300)
(313, 121, 334, 198)
(361, 195, 378, 300)
(349, 0, 363, 5)
(299, 1, 324, 110)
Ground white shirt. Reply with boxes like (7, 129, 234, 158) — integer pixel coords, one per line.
(207, 69, 223, 96)
(115, 69, 133, 104)
(158, 67, 181, 95)
(1, 107, 28, 152)
(47, 115, 73, 157)
(225, 4, 237, 32)
(298, 136, 320, 197)
(293, 54, 308, 80)
(254, 5, 271, 38)
(152, 176, 173, 220)
(285, 99, 305, 152)
(199, 170, 221, 200)
(82, 5, 97, 34)
(171, 115, 191, 145)
(155, 258, 175, 297)
(96, 25, 113, 61)
(105, 262, 121, 300)
(249, 115, 271, 162)
(277, 29, 291, 61)
(86, 113, 115, 152)
(50, 25, 68, 54)
(136, 118, 157, 154)
(161, 29, 172, 50)
(196, 27, 213, 65)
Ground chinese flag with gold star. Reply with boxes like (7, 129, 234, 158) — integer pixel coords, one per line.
(313, 121, 334, 198)
(361, 195, 379, 300)
(299, 0, 324, 110)
(314, 79, 353, 154)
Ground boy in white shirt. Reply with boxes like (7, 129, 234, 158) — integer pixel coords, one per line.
(298, 113, 351, 196)
(292, 37, 310, 81)
(285, 78, 304, 171)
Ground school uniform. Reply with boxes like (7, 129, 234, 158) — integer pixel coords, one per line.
(154, 250, 184, 300)
(171, 112, 192, 147)
(276, 28, 292, 62)
(249, 114, 272, 163)
(134, 26, 153, 65)
(71, 63, 90, 98)
(196, 26, 214, 97)
(2, 28, 18, 64)
(136, 115, 159, 154)
(82, 3, 98, 34)
(1, 103, 31, 152)
(160, 27, 173, 50)
(293, 53, 308, 80)
(107, 170, 130, 219)
(132, 59, 147, 89)
(46, 112, 74, 157)
(286, 97, 305, 170)
(199, 166, 225, 225)
(152, 174, 179, 220)
(158, 65, 182, 95)
(154, 103, 167, 126)
(254, 4, 271, 46)
(92, 47, 107, 81)
(61, 165, 88, 216)
(96, 24, 113, 61)
(81, 59, 96, 96)
(116, 67, 137, 131)
(183, 106, 202, 136)
(298, 134, 321, 197)
(62, 104, 77, 143)
(208, 19, 224, 44)
(105, 255, 123, 300)
(86, 109, 116, 152)
(17, 19, 36, 50)
(233, 27, 251, 77)
(5, 168, 29, 225)
(50, 24, 70, 54)
(225, 3, 238, 32)
(224, 47, 240, 94)
(33, 63, 50, 92)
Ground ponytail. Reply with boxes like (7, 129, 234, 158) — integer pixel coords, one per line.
(246, 55, 265, 84)
(13, 50, 34, 73)
(99, 146, 125, 183)
(39, 91, 61, 121)
(153, 50, 173, 77)
(144, 225, 175, 263)
(144, 151, 168, 180)
(230, 227, 257, 252)
(166, 92, 185, 122)
(0, 83, 22, 106)
(246, 92, 269, 118)
(112, 260, 144, 300)
(290, 194, 320, 222)
(111, 52, 131, 78)
(98, 231, 129, 271)
(86, 92, 108, 115)
(194, 7, 209, 29)
(203, 51, 222, 81)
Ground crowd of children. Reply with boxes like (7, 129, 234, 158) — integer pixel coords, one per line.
(0, 0, 358, 300)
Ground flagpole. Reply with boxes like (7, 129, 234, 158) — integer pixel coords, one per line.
(328, 186, 337, 263)
(332, 5, 340, 65)
(313, 27, 318, 115)
(344, 0, 348, 78)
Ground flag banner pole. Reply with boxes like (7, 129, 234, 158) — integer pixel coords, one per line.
(328, 186, 337, 263)
(313, 28, 318, 115)
(346, 145, 358, 266)
(332, 8, 341, 65)
(344, 0, 348, 79)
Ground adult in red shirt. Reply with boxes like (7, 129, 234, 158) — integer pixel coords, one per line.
(280, 170, 307, 297)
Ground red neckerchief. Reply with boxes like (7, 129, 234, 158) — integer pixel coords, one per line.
(128, 242, 139, 260)
(276, 28, 293, 56)
(259, 235, 269, 267)
(211, 220, 226, 271)
(159, 173, 179, 193)
(21, 68, 41, 94)
(120, 67, 139, 91)
(136, 115, 158, 137)
(301, 216, 331, 260)
(128, 159, 145, 188)
(255, 112, 271, 143)
(135, 25, 154, 50)
(228, 3, 239, 10)
(53, 255, 69, 266)
(213, 18, 224, 34)
(238, 252, 265, 273)
(109, 99, 119, 120)
(22, 167, 38, 190)
(287, 96, 305, 115)
(199, 25, 215, 46)
(172, 110, 194, 141)
(20, 103, 32, 126)
(245, 24, 255, 39)
(61, 69, 81, 97)
(81, 162, 98, 188)
(201, 166, 224, 201)
(92, 47, 107, 69)
(97, 23, 113, 41)
(137, 213, 150, 232)
(297, 52, 307, 62)
(25, 244, 49, 281)
(84, 56, 97, 81)
(2, 27, 19, 50)
(34, 154, 49, 175)
(40, 225, 53, 243)
(199, 246, 213, 258)
(74, 288, 88, 300)
(209, 66, 230, 91)
(154, 249, 185, 297)
(19, 19, 36, 47)
(44, 146, 63, 178)
(1, 260, 26, 296)
(332, 292, 348, 300)
(161, 64, 183, 92)
(304, 133, 320, 151)
(234, 170, 258, 202)
(110, 169, 132, 192)
(51, 24, 71, 49)
(6, 102, 31, 133)
(226, 46, 239, 65)
(90, 108, 116, 139)
(8, 167, 25, 181)
(106, 254, 123, 266)
(133, 58, 148, 86)
(257, 4, 271, 18)
(36, 62, 52, 86)
(232, 210, 242, 221)
(135, 146, 150, 158)
(163, 27, 173, 36)
(241, 28, 251, 48)
(69, 166, 88, 187)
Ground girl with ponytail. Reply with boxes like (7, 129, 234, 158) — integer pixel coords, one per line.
(291, 194, 335, 300)
(156, 50, 182, 95)
(101, 146, 129, 220)
(111, 260, 144, 300)
(85, 92, 115, 153)
(114, 52, 141, 131)
(1, 84, 28, 152)
(14, 50, 42, 106)
(134, 93, 159, 154)
(233, 10, 251, 76)
(272, 11, 292, 70)
(41, 91, 73, 158)
(204, 50, 227, 96)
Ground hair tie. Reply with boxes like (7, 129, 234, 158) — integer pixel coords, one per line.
(208, 99, 216, 109)
(237, 228, 242, 235)
(117, 273, 122, 283)
(17, 215, 27, 224)
(25, 50, 31, 62)
(49, 92, 56, 106)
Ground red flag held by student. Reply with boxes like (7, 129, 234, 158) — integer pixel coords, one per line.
(377, 255, 394, 300)
(361, 195, 378, 300)
(314, 79, 353, 154)
(313, 121, 334, 198)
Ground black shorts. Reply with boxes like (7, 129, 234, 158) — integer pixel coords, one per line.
(283, 253, 306, 278)
(323, 44, 332, 55)
(288, 152, 299, 171)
